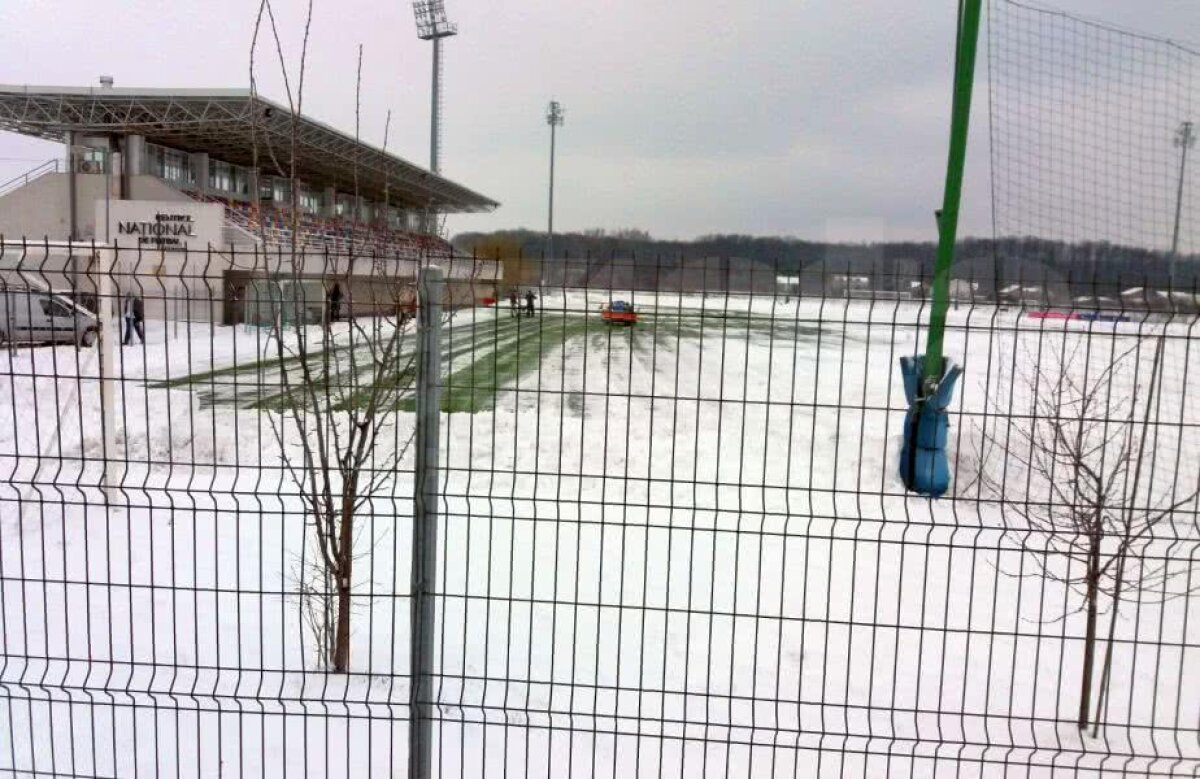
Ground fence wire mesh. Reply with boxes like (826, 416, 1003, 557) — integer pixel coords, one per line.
(1, 1, 1199, 777)
(0, 239, 1196, 777)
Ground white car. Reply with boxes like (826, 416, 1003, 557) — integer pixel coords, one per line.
(0, 288, 99, 347)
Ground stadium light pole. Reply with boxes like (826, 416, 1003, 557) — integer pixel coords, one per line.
(1170, 120, 1194, 288)
(412, 1, 457, 176)
(546, 100, 564, 260)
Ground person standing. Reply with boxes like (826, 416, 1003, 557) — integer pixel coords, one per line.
(524, 290, 537, 318)
(328, 282, 343, 323)
(122, 291, 144, 345)
(508, 289, 519, 318)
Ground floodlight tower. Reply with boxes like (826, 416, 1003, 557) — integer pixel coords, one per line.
(413, 1, 457, 175)
(546, 100, 565, 260)
(1170, 121, 1195, 279)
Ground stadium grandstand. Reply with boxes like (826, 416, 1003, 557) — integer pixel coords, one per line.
(0, 80, 500, 322)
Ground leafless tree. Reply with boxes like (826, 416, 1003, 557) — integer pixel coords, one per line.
(974, 335, 1198, 732)
(248, 0, 421, 672)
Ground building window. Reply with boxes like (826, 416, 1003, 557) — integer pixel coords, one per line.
(76, 147, 109, 174)
(147, 144, 165, 179)
(163, 149, 188, 183)
(231, 167, 250, 196)
(299, 188, 321, 212)
(147, 143, 193, 186)
(209, 160, 233, 192)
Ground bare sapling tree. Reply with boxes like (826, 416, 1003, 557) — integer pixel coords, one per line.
(974, 335, 1198, 732)
(249, 1, 427, 672)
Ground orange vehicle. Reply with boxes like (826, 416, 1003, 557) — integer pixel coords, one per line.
(600, 300, 638, 326)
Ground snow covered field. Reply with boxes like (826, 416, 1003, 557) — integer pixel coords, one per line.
(1, 291, 1197, 777)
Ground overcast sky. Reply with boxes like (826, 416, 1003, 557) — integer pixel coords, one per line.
(1, 0, 1197, 242)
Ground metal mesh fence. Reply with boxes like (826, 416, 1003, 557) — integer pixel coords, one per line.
(0, 240, 1196, 777)
(2, 3, 1200, 776)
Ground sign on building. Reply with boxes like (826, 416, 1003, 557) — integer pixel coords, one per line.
(99, 200, 223, 250)
(97, 200, 225, 323)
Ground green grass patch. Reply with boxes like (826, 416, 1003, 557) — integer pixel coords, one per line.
(406, 314, 593, 413)
(150, 309, 848, 414)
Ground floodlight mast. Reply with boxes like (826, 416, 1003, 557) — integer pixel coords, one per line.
(413, 1, 457, 177)
(546, 100, 565, 260)
(1170, 120, 1195, 288)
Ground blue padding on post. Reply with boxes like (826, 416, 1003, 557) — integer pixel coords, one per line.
(899, 355, 962, 497)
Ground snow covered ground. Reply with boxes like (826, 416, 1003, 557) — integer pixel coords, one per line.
(1, 291, 1197, 777)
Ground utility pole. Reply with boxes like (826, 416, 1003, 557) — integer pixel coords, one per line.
(546, 100, 564, 260)
(1170, 120, 1195, 290)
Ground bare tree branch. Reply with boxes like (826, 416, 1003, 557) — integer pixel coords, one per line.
(973, 331, 1199, 732)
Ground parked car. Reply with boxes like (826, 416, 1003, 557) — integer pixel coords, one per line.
(600, 300, 638, 326)
(0, 287, 99, 346)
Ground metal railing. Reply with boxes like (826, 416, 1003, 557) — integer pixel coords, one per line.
(0, 159, 60, 198)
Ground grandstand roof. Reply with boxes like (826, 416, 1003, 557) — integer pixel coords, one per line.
(0, 84, 498, 213)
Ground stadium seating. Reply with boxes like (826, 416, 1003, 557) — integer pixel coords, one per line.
(194, 193, 452, 258)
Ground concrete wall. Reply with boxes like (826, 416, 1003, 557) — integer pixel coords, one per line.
(127, 175, 193, 204)
(0, 174, 191, 241)
(0, 172, 87, 239)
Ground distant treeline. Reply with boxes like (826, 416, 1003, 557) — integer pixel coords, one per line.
(452, 229, 1200, 292)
